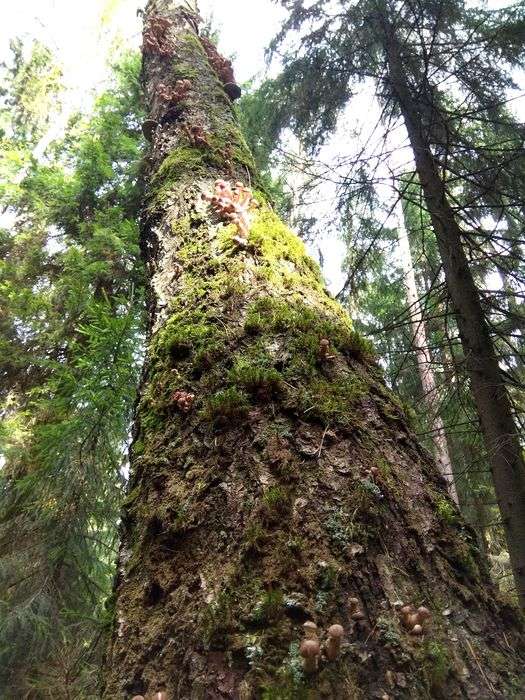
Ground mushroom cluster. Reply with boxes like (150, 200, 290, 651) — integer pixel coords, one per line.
(143, 14, 174, 56)
(157, 79, 191, 105)
(299, 620, 346, 673)
(398, 604, 432, 635)
(199, 37, 241, 100)
(172, 390, 195, 413)
(202, 180, 257, 242)
(182, 122, 210, 149)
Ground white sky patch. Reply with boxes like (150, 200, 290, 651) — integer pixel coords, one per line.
(1, 0, 523, 295)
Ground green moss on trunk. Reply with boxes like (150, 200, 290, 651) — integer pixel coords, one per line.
(102, 4, 525, 699)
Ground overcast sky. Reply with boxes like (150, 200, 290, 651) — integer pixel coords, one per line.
(0, 0, 286, 106)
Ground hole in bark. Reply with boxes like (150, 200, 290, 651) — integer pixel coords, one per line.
(283, 603, 313, 624)
(146, 515, 163, 538)
(160, 105, 184, 125)
(144, 579, 164, 606)
(170, 341, 192, 361)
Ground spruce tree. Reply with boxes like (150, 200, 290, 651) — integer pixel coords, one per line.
(257, 0, 525, 608)
(0, 48, 145, 696)
(102, 2, 524, 696)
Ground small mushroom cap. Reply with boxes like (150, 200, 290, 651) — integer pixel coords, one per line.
(300, 639, 320, 658)
(400, 605, 413, 615)
(348, 597, 360, 607)
(303, 621, 318, 632)
(131, 697, 145, 700)
(327, 623, 344, 638)
(410, 624, 424, 635)
(417, 606, 431, 620)
(351, 611, 366, 621)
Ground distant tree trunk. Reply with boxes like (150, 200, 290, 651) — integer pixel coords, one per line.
(396, 203, 459, 505)
(380, 12, 525, 610)
(102, 2, 524, 696)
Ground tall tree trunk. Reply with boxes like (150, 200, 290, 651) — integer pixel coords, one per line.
(396, 203, 459, 504)
(102, 2, 524, 696)
(380, 12, 525, 611)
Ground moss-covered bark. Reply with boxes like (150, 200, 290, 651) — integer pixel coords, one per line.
(102, 2, 524, 697)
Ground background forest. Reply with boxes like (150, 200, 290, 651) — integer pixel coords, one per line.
(0, 0, 524, 696)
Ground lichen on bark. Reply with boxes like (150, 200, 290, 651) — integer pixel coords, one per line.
(102, 2, 525, 698)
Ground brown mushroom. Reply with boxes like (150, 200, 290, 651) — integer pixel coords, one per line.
(319, 338, 330, 359)
(326, 623, 344, 660)
(399, 603, 431, 634)
(303, 620, 318, 640)
(300, 639, 320, 673)
(417, 606, 431, 621)
(349, 596, 365, 621)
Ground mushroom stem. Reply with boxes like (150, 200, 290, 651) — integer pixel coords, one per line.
(326, 624, 344, 661)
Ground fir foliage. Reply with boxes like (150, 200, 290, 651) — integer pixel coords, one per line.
(0, 46, 145, 695)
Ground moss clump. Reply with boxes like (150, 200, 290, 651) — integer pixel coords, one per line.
(204, 387, 250, 421)
(132, 439, 144, 456)
(377, 615, 403, 647)
(202, 590, 233, 646)
(172, 61, 199, 81)
(228, 359, 281, 397)
(248, 209, 321, 279)
(295, 375, 365, 426)
(325, 506, 368, 555)
(424, 640, 451, 691)
(243, 296, 372, 362)
(449, 540, 480, 580)
(245, 521, 269, 552)
(148, 146, 207, 210)
(155, 309, 221, 364)
(251, 589, 284, 625)
(436, 497, 458, 525)
(343, 329, 375, 361)
(262, 485, 291, 515)
(261, 641, 307, 699)
(315, 562, 339, 612)
(376, 457, 392, 478)
(208, 123, 256, 174)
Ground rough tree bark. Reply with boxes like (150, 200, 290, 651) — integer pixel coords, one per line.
(102, 1, 524, 697)
(379, 12, 525, 612)
(395, 203, 458, 505)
